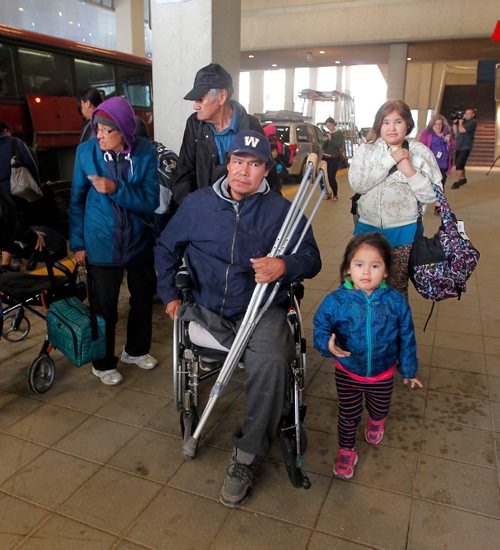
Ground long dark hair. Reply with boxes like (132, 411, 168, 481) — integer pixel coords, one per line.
(368, 99, 414, 143)
(340, 233, 392, 282)
(78, 87, 104, 110)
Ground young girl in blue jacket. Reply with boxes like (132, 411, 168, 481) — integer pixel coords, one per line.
(313, 232, 422, 480)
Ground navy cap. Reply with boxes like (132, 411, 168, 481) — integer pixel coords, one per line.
(184, 63, 233, 101)
(228, 130, 272, 163)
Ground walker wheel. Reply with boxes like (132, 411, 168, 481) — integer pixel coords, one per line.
(28, 354, 56, 394)
(2, 311, 31, 342)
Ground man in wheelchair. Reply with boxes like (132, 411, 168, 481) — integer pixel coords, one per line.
(155, 130, 321, 507)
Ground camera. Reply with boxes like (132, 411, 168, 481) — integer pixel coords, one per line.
(449, 107, 465, 122)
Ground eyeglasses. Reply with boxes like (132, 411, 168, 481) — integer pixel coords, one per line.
(96, 126, 117, 137)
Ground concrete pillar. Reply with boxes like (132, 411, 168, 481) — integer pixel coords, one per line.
(387, 43, 408, 100)
(151, 0, 241, 152)
(308, 68, 318, 121)
(284, 68, 295, 112)
(416, 63, 433, 133)
(115, 0, 145, 57)
(334, 66, 343, 120)
(248, 70, 264, 116)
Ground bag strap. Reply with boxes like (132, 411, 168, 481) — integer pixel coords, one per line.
(84, 264, 99, 341)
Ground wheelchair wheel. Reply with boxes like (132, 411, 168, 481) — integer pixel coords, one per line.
(279, 421, 310, 489)
(2, 311, 31, 342)
(28, 354, 56, 394)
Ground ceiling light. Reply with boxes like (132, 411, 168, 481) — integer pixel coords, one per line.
(18, 7, 24, 12)
(407, 57, 412, 61)
(335, 60, 340, 64)
(68, 21, 74, 25)
(271, 63, 278, 67)
(248, 54, 255, 59)
(319, 50, 325, 54)
(58, 11, 62, 17)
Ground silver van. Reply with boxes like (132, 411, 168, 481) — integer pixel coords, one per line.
(263, 121, 325, 178)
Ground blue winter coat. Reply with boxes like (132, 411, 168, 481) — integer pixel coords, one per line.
(155, 177, 322, 321)
(69, 138, 159, 266)
(313, 282, 418, 379)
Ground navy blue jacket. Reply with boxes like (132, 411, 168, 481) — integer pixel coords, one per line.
(313, 282, 418, 379)
(0, 135, 39, 197)
(155, 177, 322, 321)
(69, 137, 159, 266)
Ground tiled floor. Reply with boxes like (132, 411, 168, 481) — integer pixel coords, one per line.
(1, 167, 499, 549)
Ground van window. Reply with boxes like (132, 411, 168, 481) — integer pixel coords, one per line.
(274, 125, 290, 143)
(18, 48, 72, 96)
(75, 59, 116, 99)
(314, 125, 324, 143)
(296, 124, 309, 143)
(0, 44, 17, 97)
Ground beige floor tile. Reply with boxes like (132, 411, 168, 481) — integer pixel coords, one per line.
(435, 316, 483, 335)
(425, 389, 492, 429)
(0, 393, 42, 428)
(428, 367, 489, 398)
(421, 419, 495, 467)
(60, 467, 161, 534)
(114, 540, 151, 549)
(434, 330, 484, 353)
(2, 449, 100, 508)
(146, 402, 184, 438)
(408, 500, 500, 550)
(484, 336, 500, 357)
(94, 389, 168, 428)
(381, 413, 423, 453)
(390, 385, 426, 419)
(6, 403, 88, 446)
(296, 428, 337, 477)
(415, 455, 500, 516)
(0, 433, 46, 484)
(108, 430, 185, 483)
(0, 493, 49, 547)
(126, 486, 229, 548)
(354, 443, 418, 495)
(22, 514, 118, 549)
(211, 509, 311, 549)
(431, 347, 486, 374)
(306, 369, 336, 400)
(485, 353, 500, 377)
(129, 364, 171, 396)
(303, 395, 337, 434)
(243, 462, 330, 527)
(491, 401, 500, 433)
(308, 532, 367, 549)
(54, 416, 139, 463)
(488, 375, 500, 401)
(317, 483, 412, 549)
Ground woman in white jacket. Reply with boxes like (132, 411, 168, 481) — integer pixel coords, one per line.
(348, 100, 442, 295)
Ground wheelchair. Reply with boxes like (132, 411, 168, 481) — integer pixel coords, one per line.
(0, 227, 85, 393)
(172, 269, 311, 490)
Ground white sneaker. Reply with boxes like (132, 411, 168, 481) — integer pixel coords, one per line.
(91, 367, 123, 385)
(120, 348, 158, 370)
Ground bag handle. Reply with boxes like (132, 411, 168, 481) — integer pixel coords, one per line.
(84, 264, 99, 341)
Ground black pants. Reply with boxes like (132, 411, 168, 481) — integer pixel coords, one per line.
(90, 263, 156, 371)
(325, 156, 340, 197)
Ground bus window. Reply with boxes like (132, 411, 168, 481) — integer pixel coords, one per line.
(117, 66, 151, 108)
(18, 48, 72, 96)
(0, 44, 17, 97)
(75, 58, 116, 99)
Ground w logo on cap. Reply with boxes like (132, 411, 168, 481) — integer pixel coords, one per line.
(244, 136, 260, 148)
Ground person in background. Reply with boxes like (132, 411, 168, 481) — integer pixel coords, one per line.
(419, 114, 455, 214)
(348, 99, 442, 296)
(313, 232, 421, 480)
(0, 120, 40, 272)
(173, 63, 263, 205)
(265, 143, 286, 195)
(451, 107, 477, 189)
(69, 97, 159, 386)
(322, 117, 345, 201)
(78, 87, 104, 143)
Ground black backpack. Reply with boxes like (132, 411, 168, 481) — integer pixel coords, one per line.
(151, 141, 179, 235)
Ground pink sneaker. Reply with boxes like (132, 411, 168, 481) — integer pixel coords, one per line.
(333, 448, 358, 479)
(365, 417, 385, 445)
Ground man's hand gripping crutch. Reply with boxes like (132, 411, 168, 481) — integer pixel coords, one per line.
(182, 154, 328, 459)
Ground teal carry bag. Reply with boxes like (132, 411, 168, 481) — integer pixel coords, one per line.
(46, 268, 106, 367)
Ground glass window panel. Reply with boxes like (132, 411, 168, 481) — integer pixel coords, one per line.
(117, 66, 151, 108)
(18, 48, 72, 96)
(75, 58, 116, 99)
(0, 43, 18, 97)
(296, 124, 309, 142)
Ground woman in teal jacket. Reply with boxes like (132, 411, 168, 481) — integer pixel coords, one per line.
(69, 96, 159, 385)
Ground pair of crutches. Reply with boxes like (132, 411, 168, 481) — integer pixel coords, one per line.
(182, 154, 328, 459)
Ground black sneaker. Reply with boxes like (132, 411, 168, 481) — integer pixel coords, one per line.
(451, 178, 467, 189)
(220, 455, 257, 508)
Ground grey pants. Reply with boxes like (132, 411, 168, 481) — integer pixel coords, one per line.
(179, 304, 294, 456)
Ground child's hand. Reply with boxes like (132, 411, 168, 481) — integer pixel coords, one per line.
(404, 377, 423, 389)
(328, 333, 351, 357)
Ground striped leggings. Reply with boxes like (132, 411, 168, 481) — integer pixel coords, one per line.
(335, 368, 394, 449)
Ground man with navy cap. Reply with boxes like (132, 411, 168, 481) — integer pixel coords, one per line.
(173, 63, 263, 205)
(155, 130, 321, 507)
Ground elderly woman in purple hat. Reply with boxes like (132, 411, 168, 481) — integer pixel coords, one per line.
(69, 96, 159, 385)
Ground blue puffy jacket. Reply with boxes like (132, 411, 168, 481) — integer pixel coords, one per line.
(69, 138, 159, 266)
(155, 177, 322, 321)
(313, 281, 418, 379)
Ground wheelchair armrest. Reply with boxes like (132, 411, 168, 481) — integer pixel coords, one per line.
(289, 280, 304, 303)
(175, 265, 191, 291)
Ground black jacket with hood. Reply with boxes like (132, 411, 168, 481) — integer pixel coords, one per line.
(173, 100, 263, 205)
